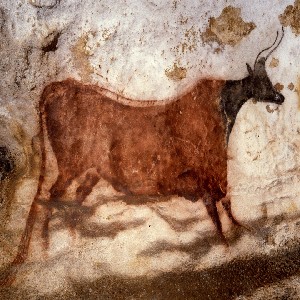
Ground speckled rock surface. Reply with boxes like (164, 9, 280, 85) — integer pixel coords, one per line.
(0, 0, 300, 299)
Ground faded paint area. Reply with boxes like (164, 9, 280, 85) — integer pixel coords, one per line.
(71, 34, 94, 82)
(279, 0, 300, 35)
(269, 57, 279, 68)
(41, 31, 60, 53)
(174, 26, 200, 54)
(201, 6, 256, 47)
(265, 105, 279, 114)
(274, 82, 284, 92)
(165, 63, 187, 81)
(288, 82, 295, 90)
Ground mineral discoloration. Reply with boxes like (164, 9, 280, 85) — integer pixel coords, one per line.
(71, 35, 94, 81)
(201, 6, 256, 47)
(42, 32, 60, 53)
(279, 0, 300, 35)
(274, 82, 284, 92)
(288, 82, 295, 90)
(0, 145, 16, 218)
(0, 147, 14, 181)
(266, 105, 279, 113)
(269, 58, 279, 68)
(165, 63, 187, 81)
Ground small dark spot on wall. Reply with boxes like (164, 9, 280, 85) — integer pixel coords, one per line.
(288, 82, 294, 91)
(0, 146, 14, 181)
(0, 7, 5, 31)
(274, 82, 284, 92)
(42, 32, 60, 53)
(266, 105, 278, 113)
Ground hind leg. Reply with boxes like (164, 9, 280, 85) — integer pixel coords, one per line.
(203, 193, 228, 245)
(41, 173, 74, 249)
(221, 196, 243, 227)
(63, 169, 100, 230)
(0, 175, 45, 285)
(75, 169, 100, 205)
(44, 169, 100, 240)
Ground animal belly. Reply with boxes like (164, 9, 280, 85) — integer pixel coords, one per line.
(109, 140, 168, 195)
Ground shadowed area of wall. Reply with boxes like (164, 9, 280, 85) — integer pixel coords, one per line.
(1, 239, 299, 299)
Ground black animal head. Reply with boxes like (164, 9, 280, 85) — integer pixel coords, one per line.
(0, 146, 14, 181)
(246, 28, 285, 105)
(221, 28, 285, 143)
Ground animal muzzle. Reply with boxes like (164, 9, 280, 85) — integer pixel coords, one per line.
(273, 92, 285, 105)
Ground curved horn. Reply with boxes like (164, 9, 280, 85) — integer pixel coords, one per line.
(265, 26, 284, 61)
(254, 30, 279, 67)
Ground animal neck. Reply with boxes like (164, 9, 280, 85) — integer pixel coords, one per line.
(220, 76, 253, 144)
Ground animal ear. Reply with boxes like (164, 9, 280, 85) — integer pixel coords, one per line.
(246, 63, 253, 76)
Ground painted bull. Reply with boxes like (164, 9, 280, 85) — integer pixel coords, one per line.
(1, 29, 285, 285)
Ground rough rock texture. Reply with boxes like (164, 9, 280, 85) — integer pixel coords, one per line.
(280, 0, 300, 36)
(201, 6, 256, 48)
(0, 0, 300, 299)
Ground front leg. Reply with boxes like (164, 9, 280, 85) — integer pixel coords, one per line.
(203, 193, 228, 246)
(221, 196, 251, 231)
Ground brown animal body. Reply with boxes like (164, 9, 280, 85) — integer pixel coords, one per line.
(1, 30, 285, 286)
(44, 79, 227, 202)
(37, 78, 230, 247)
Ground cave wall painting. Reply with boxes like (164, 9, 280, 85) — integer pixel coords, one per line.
(1, 1, 300, 299)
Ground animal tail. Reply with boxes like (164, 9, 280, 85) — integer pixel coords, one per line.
(0, 96, 48, 286)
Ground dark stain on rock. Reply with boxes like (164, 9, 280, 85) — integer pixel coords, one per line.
(0, 146, 14, 181)
(266, 105, 278, 113)
(42, 32, 60, 53)
(0, 146, 17, 220)
(288, 82, 295, 91)
(201, 6, 256, 47)
(279, 0, 300, 35)
(274, 82, 284, 92)
(0, 7, 5, 31)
